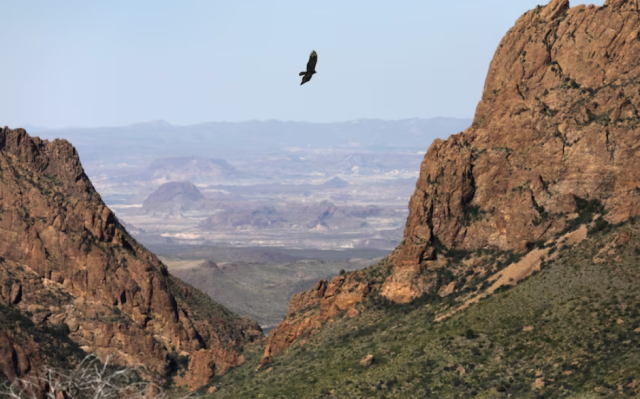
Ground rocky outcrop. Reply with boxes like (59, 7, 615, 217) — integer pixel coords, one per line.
(0, 127, 262, 390)
(359, 354, 374, 367)
(0, 330, 37, 382)
(264, 0, 640, 361)
(0, 302, 89, 396)
(261, 272, 371, 364)
(385, 0, 640, 302)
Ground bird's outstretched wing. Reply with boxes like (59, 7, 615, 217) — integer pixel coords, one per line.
(306, 50, 318, 73)
(300, 74, 313, 85)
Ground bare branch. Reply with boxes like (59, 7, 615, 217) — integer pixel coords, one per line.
(0, 354, 199, 399)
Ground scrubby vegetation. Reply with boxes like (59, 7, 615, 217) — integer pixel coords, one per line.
(200, 219, 640, 398)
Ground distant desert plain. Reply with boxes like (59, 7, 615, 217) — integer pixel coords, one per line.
(35, 117, 470, 326)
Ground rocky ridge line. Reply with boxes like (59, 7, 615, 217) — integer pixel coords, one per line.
(0, 127, 262, 390)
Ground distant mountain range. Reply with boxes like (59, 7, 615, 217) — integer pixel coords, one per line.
(31, 117, 472, 167)
(140, 157, 242, 183)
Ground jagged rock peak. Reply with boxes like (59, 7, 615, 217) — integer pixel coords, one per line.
(1, 127, 91, 190)
(386, 0, 640, 301)
(0, 127, 262, 390)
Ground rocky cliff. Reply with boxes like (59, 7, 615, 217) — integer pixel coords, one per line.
(264, 0, 640, 362)
(384, 0, 640, 301)
(0, 127, 262, 390)
(262, 271, 372, 364)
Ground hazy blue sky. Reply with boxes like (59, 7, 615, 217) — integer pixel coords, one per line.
(1, 0, 605, 128)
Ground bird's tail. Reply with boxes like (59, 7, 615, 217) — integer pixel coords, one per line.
(299, 71, 306, 76)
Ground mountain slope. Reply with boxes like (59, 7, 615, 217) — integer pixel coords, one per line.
(211, 218, 640, 398)
(262, 0, 640, 366)
(0, 127, 262, 390)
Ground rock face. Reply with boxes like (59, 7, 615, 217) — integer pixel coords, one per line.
(385, 0, 640, 302)
(0, 330, 38, 382)
(264, 0, 640, 361)
(0, 128, 262, 390)
(0, 303, 87, 394)
(261, 272, 371, 364)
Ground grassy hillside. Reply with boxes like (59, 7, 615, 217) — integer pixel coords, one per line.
(199, 219, 640, 398)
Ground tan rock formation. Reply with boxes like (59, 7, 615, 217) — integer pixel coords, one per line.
(261, 272, 370, 364)
(359, 354, 374, 367)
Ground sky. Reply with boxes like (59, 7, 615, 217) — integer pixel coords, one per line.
(0, 0, 606, 129)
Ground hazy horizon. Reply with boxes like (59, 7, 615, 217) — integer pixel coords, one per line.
(18, 115, 472, 132)
(1, 1, 605, 129)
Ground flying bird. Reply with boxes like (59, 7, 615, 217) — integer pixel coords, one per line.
(299, 50, 318, 85)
